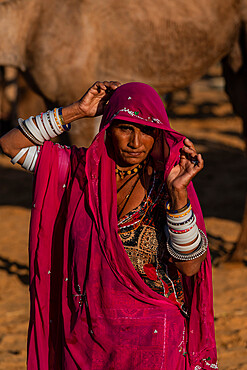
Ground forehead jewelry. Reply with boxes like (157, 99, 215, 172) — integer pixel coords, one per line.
(115, 160, 147, 179)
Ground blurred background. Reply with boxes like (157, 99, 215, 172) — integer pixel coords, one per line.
(0, 1, 247, 368)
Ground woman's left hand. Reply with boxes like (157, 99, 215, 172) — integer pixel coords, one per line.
(166, 138, 204, 210)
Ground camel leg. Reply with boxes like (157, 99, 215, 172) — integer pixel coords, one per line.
(222, 58, 247, 151)
(229, 194, 247, 262)
(0, 66, 18, 135)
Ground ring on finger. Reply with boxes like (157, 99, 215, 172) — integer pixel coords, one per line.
(191, 157, 199, 166)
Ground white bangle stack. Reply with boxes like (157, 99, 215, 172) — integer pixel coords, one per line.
(165, 201, 207, 261)
(17, 108, 70, 145)
(11, 107, 70, 172)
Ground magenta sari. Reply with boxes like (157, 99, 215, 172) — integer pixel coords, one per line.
(27, 83, 217, 369)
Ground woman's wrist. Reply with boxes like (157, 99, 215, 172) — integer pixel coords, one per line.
(168, 188, 188, 212)
(61, 101, 86, 124)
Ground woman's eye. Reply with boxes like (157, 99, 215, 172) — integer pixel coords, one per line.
(141, 127, 155, 135)
(119, 126, 132, 132)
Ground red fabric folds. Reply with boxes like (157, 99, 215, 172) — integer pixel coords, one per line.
(28, 83, 217, 369)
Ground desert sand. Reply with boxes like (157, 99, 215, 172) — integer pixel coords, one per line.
(0, 67, 247, 369)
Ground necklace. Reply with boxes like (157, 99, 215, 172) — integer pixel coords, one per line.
(117, 172, 139, 193)
(115, 160, 146, 179)
(117, 174, 141, 218)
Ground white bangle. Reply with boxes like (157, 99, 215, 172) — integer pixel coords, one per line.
(169, 224, 199, 244)
(22, 146, 37, 171)
(170, 232, 202, 252)
(11, 146, 40, 172)
(25, 116, 45, 143)
(49, 109, 64, 134)
(42, 112, 56, 137)
(167, 214, 195, 229)
(42, 111, 58, 137)
(35, 114, 50, 140)
(11, 147, 29, 164)
(167, 215, 197, 231)
(29, 149, 39, 172)
(170, 226, 199, 245)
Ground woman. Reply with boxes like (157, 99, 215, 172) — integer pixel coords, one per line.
(0, 81, 217, 369)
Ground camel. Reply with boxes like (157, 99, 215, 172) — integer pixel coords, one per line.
(0, 0, 246, 260)
(0, 0, 245, 142)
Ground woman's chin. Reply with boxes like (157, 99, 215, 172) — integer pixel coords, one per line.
(119, 157, 145, 167)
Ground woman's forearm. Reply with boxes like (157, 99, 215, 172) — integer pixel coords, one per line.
(173, 253, 206, 277)
(0, 127, 34, 159)
(169, 189, 188, 212)
(61, 102, 85, 124)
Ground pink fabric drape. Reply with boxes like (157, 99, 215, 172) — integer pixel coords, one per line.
(28, 83, 217, 369)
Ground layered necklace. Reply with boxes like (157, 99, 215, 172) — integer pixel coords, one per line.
(116, 160, 147, 218)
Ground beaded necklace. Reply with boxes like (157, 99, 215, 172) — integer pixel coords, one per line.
(115, 160, 146, 179)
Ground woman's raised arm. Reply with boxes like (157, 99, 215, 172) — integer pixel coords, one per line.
(0, 81, 120, 166)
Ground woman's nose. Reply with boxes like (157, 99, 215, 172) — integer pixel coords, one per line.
(129, 131, 141, 148)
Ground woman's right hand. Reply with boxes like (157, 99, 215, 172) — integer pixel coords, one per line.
(78, 81, 121, 117)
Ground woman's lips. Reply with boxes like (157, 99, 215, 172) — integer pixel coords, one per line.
(124, 151, 143, 157)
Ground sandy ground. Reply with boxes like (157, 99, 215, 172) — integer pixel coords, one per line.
(0, 67, 247, 369)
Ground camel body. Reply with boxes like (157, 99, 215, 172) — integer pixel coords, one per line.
(0, 0, 242, 101)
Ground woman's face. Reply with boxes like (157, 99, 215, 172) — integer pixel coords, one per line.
(108, 120, 157, 167)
